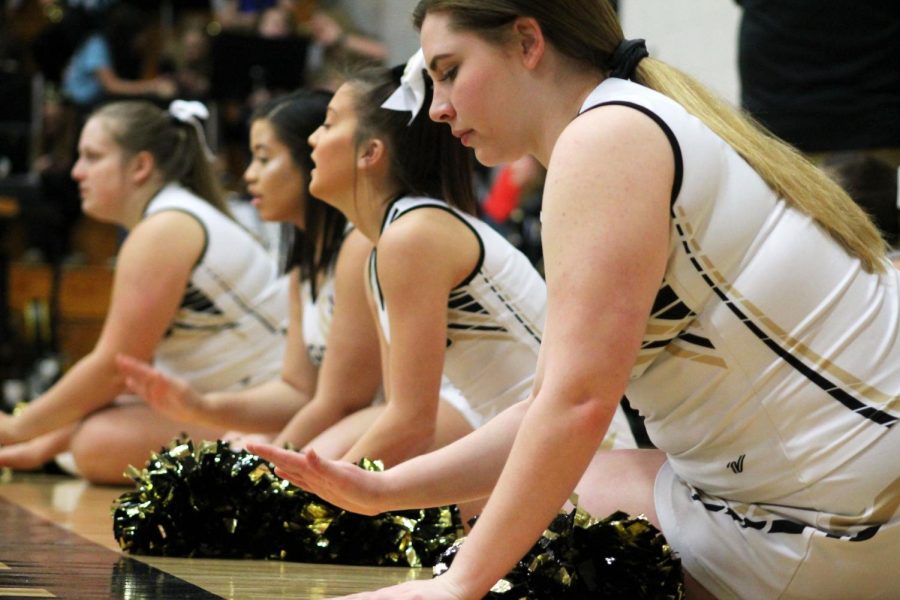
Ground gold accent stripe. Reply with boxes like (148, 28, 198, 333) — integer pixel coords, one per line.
(598, 431, 618, 450)
(447, 331, 515, 343)
(633, 351, 660, 366)
(0, 590, 55, 598)
(645, 321, 689, 337)
(665, 344, 728, 368)
(675, 207, 898, 409)
(739, 299, 895, 405)
(0, 563, 8, 570)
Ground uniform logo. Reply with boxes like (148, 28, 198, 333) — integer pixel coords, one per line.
(727, 454, 745, 474)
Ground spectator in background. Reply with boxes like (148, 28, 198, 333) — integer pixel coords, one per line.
(306, 6, 387, 67)
(61, 3, 176, 113)
(24, 3, 176, 264)
(257, 4, 296, 38)
(736, 0, 900, 169)
(208, 0, 387, 188)
(210, 0, 306, 189)
(211, 0, 279, 31)
(305, 11, 386, 92)
(29, 0, 117, 86)
(211, 0, 388, 72)
(160, 15, 212, 101)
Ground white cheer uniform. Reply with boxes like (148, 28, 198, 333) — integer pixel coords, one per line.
(370, 196, 542, 427)
(300, 275, 334, 368)
(581, 79, 899, 598)
(369, 196, 637, 449)
(146, 183, 287, 392)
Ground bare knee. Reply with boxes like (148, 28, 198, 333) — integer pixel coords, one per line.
(573, 448, 667, 526)
(69, 412, 137, 484)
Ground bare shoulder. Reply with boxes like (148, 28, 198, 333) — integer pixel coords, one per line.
(550, 103, 675, 188)
(377, 207, 478, 293)
(332, 228, 372, 298)
(335, 227, 374, 272)
(118, 209, 205, 270)
(377, 207, 464, 262)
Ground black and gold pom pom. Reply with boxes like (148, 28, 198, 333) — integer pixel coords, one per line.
(112, 437, 461, 567)
(433, 504, 684, 599)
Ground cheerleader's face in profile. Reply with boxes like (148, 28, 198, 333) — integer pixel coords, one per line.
(71, 115, 138, 224)
(307, 83, 363, 210)
(421, 11, 536, 166)
(245, 117, 307, 228)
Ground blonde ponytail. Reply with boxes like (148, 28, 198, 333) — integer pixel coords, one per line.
(414, 0, 890, 273)
(635, 58, 888, 273)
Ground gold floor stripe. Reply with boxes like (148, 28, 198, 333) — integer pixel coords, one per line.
(0, 589, 55, 598)
(0, 563, 8, 570)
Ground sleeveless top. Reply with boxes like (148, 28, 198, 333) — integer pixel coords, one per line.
(369, 196, 546, 423)
(300, 273, 335, 368)
(581, 79, 899, 534)
(145, 183, 288, 392)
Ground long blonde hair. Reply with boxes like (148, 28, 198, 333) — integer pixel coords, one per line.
(413, 0, 889, 273)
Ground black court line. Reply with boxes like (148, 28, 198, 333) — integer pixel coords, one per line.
(0, 497, 221, 599)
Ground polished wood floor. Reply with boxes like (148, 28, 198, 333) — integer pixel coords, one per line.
(0, 472, 429, 599)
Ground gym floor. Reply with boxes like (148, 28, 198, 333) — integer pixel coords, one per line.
(0, 472, 429, 599)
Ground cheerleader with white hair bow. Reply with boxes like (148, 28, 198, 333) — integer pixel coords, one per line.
(0, 100, 288, 484)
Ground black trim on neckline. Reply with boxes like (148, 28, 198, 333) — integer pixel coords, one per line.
(379, 193, 409, 234)
(389, 202, 485, 289)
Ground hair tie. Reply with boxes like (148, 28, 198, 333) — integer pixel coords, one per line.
(381, 48, 428, 125)
(168, 99, 216, 162)
(607, 38, 648, 81)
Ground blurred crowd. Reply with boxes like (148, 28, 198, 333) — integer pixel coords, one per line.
(0, 0, 389, 263)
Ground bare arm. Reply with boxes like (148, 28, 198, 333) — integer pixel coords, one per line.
(0, 211, 204, 444)
(310, 11, 388, 62)
(248, 397, 528, 515)
(339, 210, 479, 466)
(117, 268, 313, 432)
(433, 106, 674, 597)
(95, 67, 176, 100)
(247, 106, 675, 600)
(197, 380, 311, 433)
(274, 230, 381, 448)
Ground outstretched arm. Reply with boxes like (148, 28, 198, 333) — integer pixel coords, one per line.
(248, 395, 528, 515)
(420, 106, 674, 598)
(118, 268, 316, 433)
(0, 211, 204, 445)
(116, 355, 308, 432)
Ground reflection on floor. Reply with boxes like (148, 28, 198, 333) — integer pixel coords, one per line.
(0, 473, 429, 599)
(0, 496, 218, 598)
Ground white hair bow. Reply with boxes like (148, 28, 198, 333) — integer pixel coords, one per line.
(169, 99, 209, 123)
(168, 100, 216, 162)
(381, 48, 428, 125)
